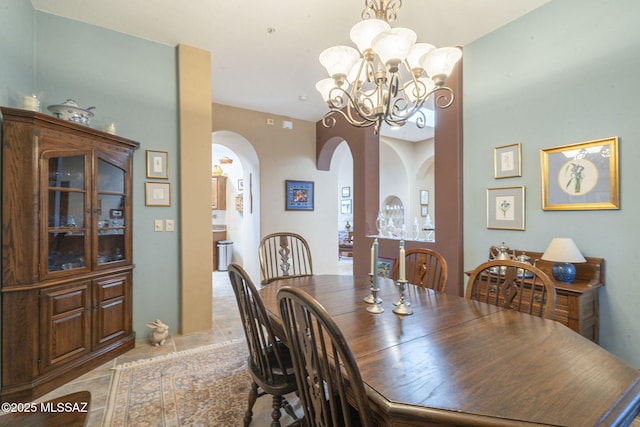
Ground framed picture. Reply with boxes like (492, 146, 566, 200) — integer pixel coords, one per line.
(145, 182, 171, 206)
(146, 150, 169, 179)
(487, 186, 525, 230)
(541, 137, 619, 210)
(377, 257, 395, 278)
(285, 180, 314, 211)
(109, 209, 123, 219)
(420, 190, 429, 204)
(420, 205, 428, 217)
(341, 199, 352, 214)
(494, 143, 522, 178)
(342, 186, 351, 197)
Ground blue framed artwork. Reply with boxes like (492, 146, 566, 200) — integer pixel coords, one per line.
(377, 257, 395, 278)
(285, 180, 314, 211)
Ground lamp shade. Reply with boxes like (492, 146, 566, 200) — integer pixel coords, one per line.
(371, 27, 417, 68)
(319, 45, 360, 79)
(541, 238, 586, 263)
(315, 78, 336, 103)
(350, 19, 390, 53)
(406, 43, 436, 71)
(420, 47, 462, 82)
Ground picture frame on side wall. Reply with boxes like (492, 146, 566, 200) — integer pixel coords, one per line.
(486, 186, 525, 230)
(494, 142, 522, 178)
(377, 257, 395, 278)
(341, 199, 352, 214)
(420, 190, 429, 204)
(146, 150, 169, 179)
(145, 182, 171, 206)
(541, 137, 619, 210)
(285, 180, 314, 211)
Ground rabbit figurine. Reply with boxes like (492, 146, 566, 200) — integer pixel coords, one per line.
(147, 319, 169, 346)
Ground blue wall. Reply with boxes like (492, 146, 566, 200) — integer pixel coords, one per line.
(1, 2, 181, 339)
(0, 0, 35, 105)
(464, 0, 640, 367)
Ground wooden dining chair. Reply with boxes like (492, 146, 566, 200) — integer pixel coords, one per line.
(227, 263, 299, 427)
(259, 232, 313, 285)
(390, 248, 448, 292)
(278, 286, 373, 427)
(466, 259, 557, 319)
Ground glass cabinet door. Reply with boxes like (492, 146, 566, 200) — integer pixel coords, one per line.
(96, 158, 127, 267)
(45, 154, 90, 273)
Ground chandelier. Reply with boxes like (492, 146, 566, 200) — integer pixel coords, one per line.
(316, 0, 462, 134)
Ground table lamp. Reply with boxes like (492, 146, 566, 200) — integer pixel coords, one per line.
(541, 238, 586, 283)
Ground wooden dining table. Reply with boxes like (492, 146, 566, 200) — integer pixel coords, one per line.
(259, 274, 640, 426)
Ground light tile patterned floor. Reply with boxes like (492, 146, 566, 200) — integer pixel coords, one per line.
(21, 258, 353, 426)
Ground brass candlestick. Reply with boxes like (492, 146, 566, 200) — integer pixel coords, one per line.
(365, 274, 384, 313)
(392, 279, 413, 315)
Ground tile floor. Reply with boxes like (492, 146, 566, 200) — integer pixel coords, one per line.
(20, 258, 353, 426)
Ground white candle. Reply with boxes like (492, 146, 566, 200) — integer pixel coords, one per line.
(22, 95, 39, 112)
(370, 240, 375, 275)
(399, 240, 406, 281)
(373, 238, 379, 287)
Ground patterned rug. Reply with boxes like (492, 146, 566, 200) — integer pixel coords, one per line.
(103, 339, 251, 426)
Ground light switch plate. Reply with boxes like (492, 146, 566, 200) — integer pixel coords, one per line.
(154, 219, 163, 232)
(165, 219, 175, 232)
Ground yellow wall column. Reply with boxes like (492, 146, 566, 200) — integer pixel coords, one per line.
(177, 44, 212, 333)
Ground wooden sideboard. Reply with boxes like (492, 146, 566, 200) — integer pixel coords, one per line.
(467, 247, 604, 343)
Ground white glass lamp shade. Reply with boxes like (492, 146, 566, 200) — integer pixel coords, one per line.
(319, 45, 361, 79)
(315, 78, 336, 103)
(541, 238, 586, 263)
(406, 43, 436, 71)
(421, 46, 462, 83)
(350, 19, 390, 53)
(371, 27, 417, 69)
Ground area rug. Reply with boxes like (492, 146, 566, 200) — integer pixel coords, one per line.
(103, 339, 251, 426)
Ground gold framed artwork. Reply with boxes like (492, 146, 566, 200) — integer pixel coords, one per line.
(146, 150, 169, 179)
(486, 186, 525, 230)
(540, 137, 619, 210)
(494, 142, 522, 178)
(145, 182, 171, 206)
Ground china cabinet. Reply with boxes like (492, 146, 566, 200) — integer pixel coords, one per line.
(0, 107, 139, 402)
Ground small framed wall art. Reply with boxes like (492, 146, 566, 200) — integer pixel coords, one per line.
(341, 199, 352, 214)
(146, 150, 169, 179)
(145, 182, 171, 206)
(494, 142, 521, 178)
(420, 190, 429, 205)
(486, 186, 525, 230)
(540, 137, 619, 210)
(285, 180, 314, 211)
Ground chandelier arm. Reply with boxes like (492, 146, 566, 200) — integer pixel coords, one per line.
(321, 108, 376, 129)
(431, 86, 456, 109)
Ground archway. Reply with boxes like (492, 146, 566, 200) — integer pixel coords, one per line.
(211, 130, 261, 281)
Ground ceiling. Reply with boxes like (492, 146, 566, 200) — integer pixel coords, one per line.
(30, 0, 551, 141)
